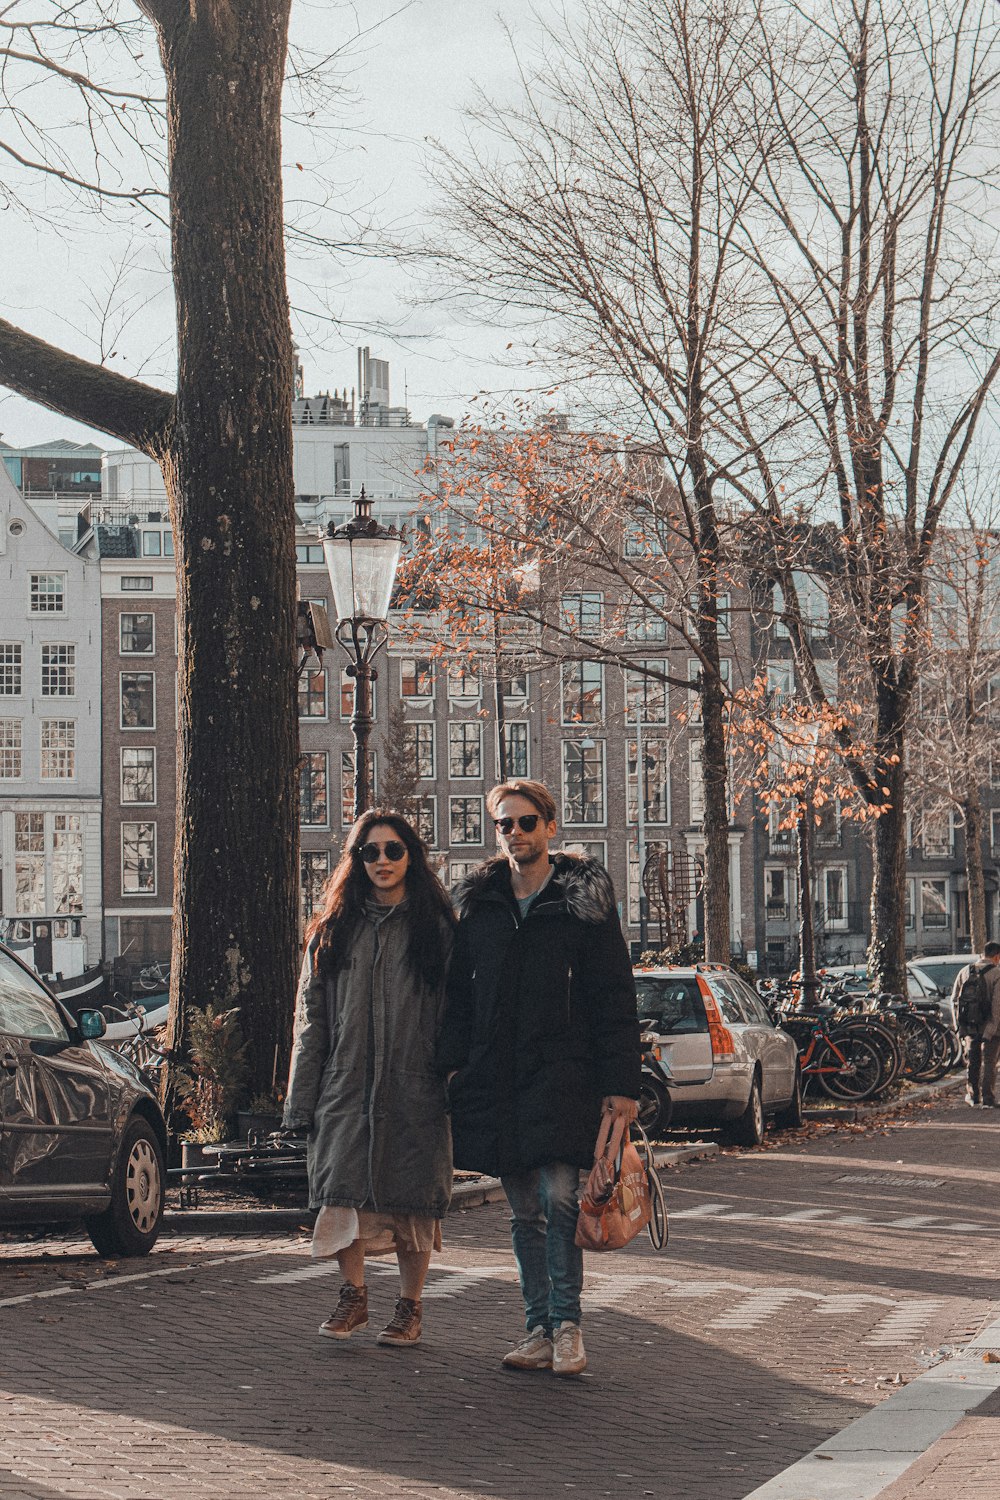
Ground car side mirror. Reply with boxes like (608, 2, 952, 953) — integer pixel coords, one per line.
(77, 1009, 107, 1040)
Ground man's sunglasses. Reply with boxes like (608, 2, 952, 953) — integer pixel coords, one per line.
(494, 814, 541, 835)
(357, 840, 407, 863)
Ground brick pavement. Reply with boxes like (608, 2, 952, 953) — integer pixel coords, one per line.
(1, 1097, 998, 1500)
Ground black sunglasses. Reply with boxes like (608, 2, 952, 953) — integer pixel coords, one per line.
(357, 840, 407, 863)
(494, 814, 541, 835)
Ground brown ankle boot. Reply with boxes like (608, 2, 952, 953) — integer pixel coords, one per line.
(377, 1296, 423, 1346)
(319, 1282, 368, 1340)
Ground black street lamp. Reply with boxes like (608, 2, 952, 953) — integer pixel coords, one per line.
(322, 487, 402, 820)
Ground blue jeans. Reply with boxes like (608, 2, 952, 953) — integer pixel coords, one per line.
(501, 1162, 583, 1332)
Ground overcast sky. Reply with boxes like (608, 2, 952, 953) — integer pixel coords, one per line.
(0, 0, 567, 449)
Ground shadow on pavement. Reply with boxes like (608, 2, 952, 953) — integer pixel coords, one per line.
(0, 1272, 859, 1500)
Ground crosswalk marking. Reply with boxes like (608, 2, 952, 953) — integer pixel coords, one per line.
(864, 1300, 946, 1346)
(709, 1289, 818, 1330)
(668, 1201, 995, 1235)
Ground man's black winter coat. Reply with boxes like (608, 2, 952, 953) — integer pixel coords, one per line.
(438, 853, 641, 1177)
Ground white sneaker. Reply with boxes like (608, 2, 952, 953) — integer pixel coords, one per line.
(552, 1321, 587, 1376)
(502, 1325, 554, 1370)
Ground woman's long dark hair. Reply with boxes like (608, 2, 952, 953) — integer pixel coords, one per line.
(306, 809, 456, 988)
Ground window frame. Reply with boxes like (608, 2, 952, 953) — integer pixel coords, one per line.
(561, 738, 607, 826)
(39, 719, 76, 781)
(449, 794, 484, 845)
(119, 611, 155, 655)
(0, 642, 23, 696)
(29, 573, 66, 614)
(448, 720, 483, 779)
(120, 671, 156, 731)
(40, 642, 76, 698)
(121, 820, 157, 896)
(120, 746, 156, 806)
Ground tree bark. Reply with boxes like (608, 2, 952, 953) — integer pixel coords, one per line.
(964, 790, 988, 954)
(155, 0, 298, 1100)
(868, 734, 907, 998)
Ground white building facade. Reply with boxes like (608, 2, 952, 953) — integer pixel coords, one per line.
(0, 465, 103, 976)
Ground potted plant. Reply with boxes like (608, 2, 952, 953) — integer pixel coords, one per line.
(176, 1005, 249, 1167)
(236, 1089, 285, 1141)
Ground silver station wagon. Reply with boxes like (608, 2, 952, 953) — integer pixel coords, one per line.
(634, 964, 802, 1146)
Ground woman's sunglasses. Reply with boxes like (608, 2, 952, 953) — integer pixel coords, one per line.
(494, 814, 541, 835)
(357, 840, 407, 863)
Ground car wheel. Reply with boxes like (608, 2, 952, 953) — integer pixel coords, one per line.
(773, 1064, 803, 1130)
(637, 1076, 672, 1137)
(723, 1073, 765, 1148)
(85, 1115, 165, 1258)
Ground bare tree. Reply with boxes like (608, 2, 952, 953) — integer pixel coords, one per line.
(429, 0, 794, 961)
(0, 1, 302, 1098)
(738, 0, 1000, 993)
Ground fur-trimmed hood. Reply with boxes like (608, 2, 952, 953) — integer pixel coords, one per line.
(452, 851, 616, 925)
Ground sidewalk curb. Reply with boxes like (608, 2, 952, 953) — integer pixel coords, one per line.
(740, 1311, 1000, 1500)
(802, 1072, 966, 1123)
(161, 1141, 719, 1235)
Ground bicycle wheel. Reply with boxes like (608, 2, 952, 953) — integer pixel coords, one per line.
(841, 1020, 902, 1090)
(896, 1017, 933, 1078)
(816, 1033, 885, 1100)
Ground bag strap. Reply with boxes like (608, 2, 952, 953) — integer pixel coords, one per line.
(593, 1110, 628, 1167)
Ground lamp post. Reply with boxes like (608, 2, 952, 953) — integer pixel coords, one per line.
(322, 487, 402, 820)
(793, 721, 821, 1009)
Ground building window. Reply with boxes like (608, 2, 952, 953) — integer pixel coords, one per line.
(122, 822, 156, 895)
(0, 643, 22, 696)
(992, 809, 1000, 856)
(562, 840, 606, 865)
(14, 812, 45, 914)
(627, 838, 670, 926)
(815, 798, 842, 848)
(450, 796, 484, 844)
(764, 866, 792, 921)
(121, 747, 156, 805)
(921, 811, 953, 858)
(920, 877, 949, 929)
(562, 739, 605, 825)
(773, 573, 829, 641)
(689, 590, 730, 638)
(40, 720, 75, 780)
(52, 814, 83, 915)
(448, 663, 481, 700)
(295, 543, 324, 564)
(341, 750, 376, 827)
(300, 850, 331, 922)
(0, 718, 21, 778)
(560, 592, 603, 634)
(298, 667, 328, 720)
(627, 736, 670, 823)
(120, 613, 154, 654)
(689, 738, 705, 824)
(30, 573, 65, 613)
(299, 752, 329, 828)
(401, 658, 434, 699)
(503, 671, 528, 700)
(561, 661, 604, 724)
(403, 721, 435, 779)
(822, 866, 848, 929)
(625, 664, 668, 724)
(448, 721, 482, 778)
(41, 644, 75, 697)
(415, 795, 437, 847)
(687, 657, 730, 723)
(449, 859, 480, 887)
(504, 721, 529, 778)
(624, 594, 667, 642)
(904, 878, 915, 930)
(121, 672, 155, 729)
(121, 576, 154, 591)
(142, 531, 161, 556)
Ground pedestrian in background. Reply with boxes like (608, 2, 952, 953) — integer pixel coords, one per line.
(283, 810, 455, 1346)
(440, 778, 640, 1377)
(951, 942, 1000, 1107)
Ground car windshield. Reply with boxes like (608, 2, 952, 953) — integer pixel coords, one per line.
(634, 977, 707, 1033)
(913, 960, 969, 992)
(0, 949, 67, 1041)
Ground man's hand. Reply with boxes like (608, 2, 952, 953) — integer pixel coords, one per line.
(602, 1094, 638, 1125)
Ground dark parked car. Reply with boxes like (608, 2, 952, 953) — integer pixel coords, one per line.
(0, 941, 167, 1256)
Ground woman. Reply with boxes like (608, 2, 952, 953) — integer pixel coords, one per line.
(283, 810, 455, 1347)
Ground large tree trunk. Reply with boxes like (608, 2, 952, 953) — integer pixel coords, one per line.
(693, 490, 731, 963)
(868, 736, 907, 998)
(156, 0, 299, 1101)
(964, 790, 988, 954)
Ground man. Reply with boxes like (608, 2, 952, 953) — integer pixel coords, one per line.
(440, 778, 640, 1377)
(950, 943, 1000, 1107)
